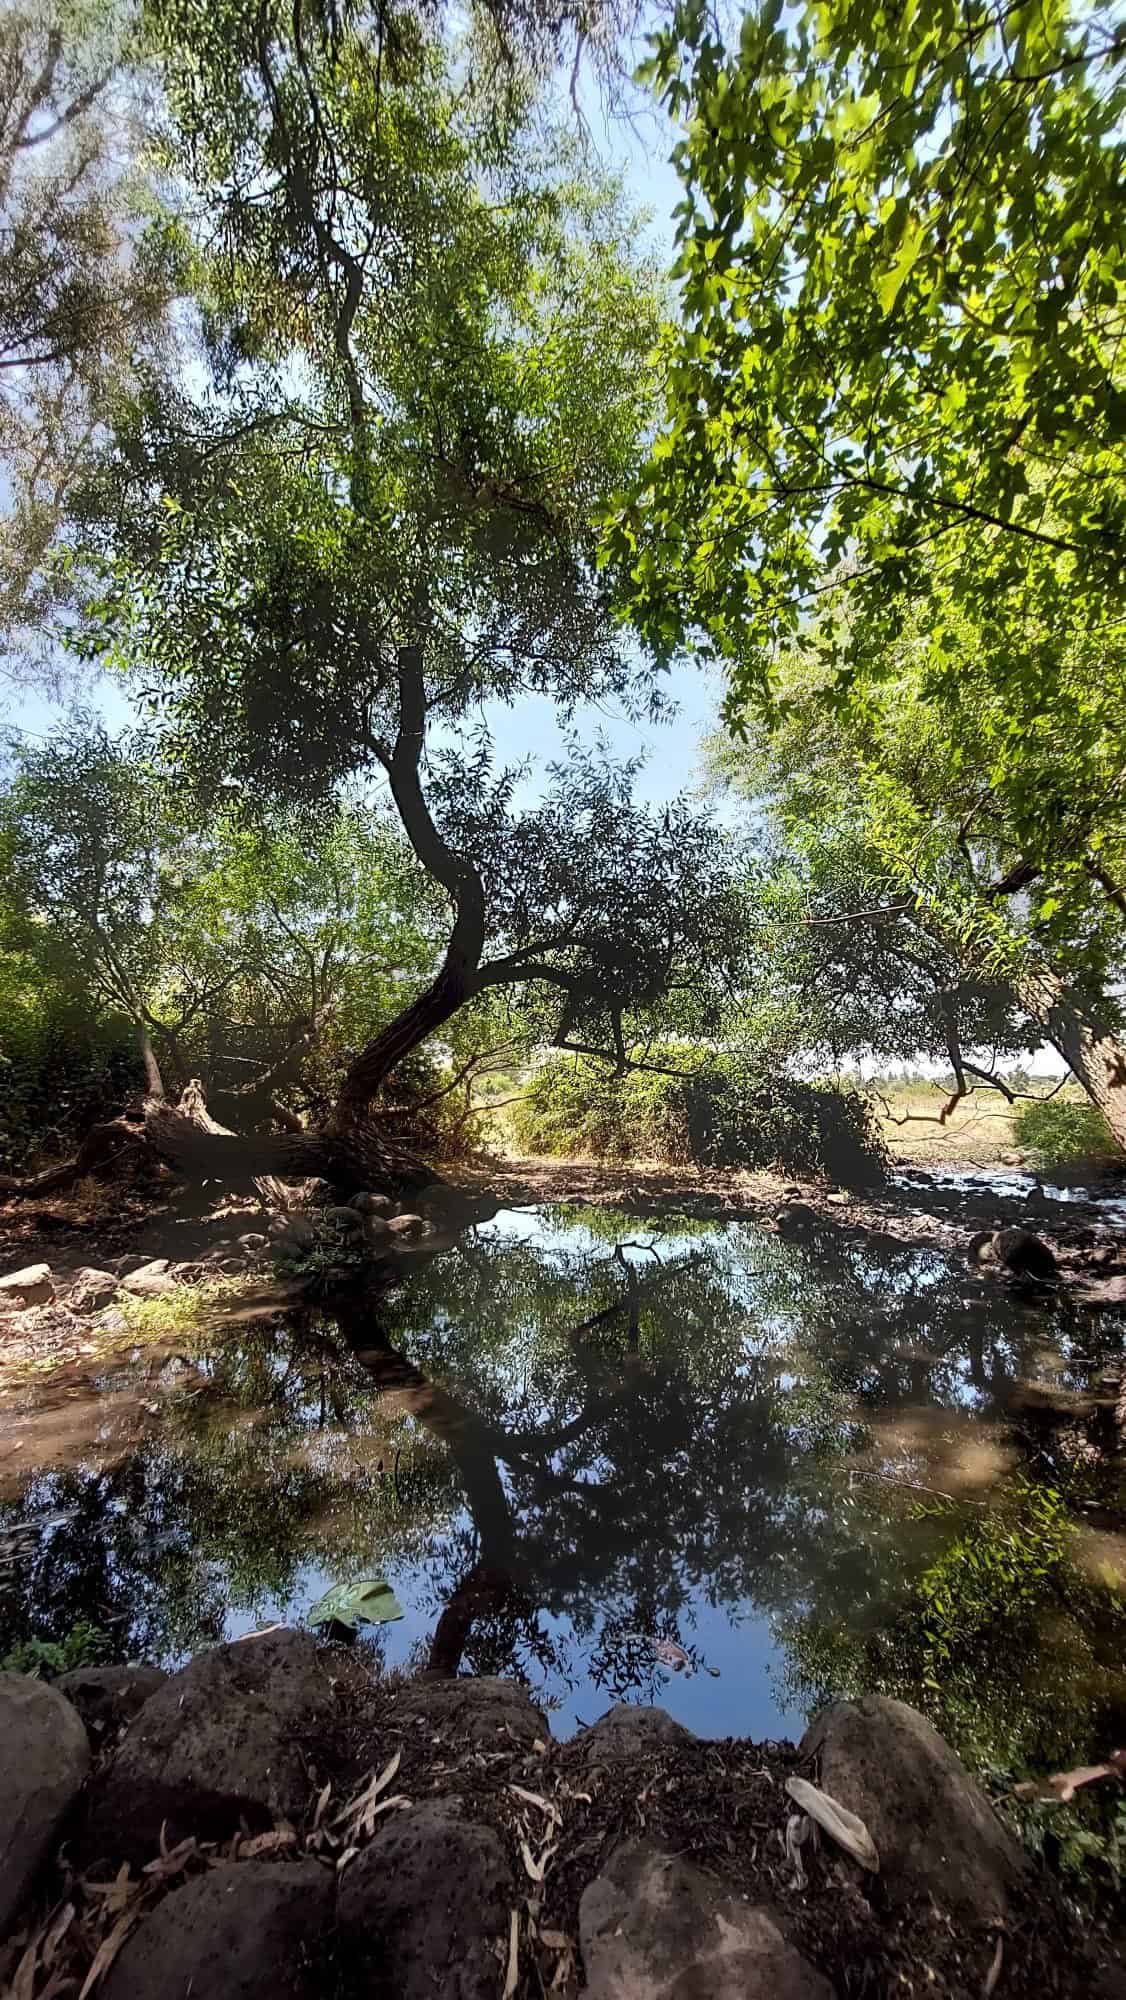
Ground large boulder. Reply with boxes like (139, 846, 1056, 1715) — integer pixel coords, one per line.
(969, 1228, 1057, 1281)
(385, 1212, 427, 1239)
(120, 1258, 177, 1299)
(0, 1673, 90, 1936)
(57, 1664, 168, 1746)
(569, 1704, 695, 1767)
(579, 1842, 832, 2000)
(101, 1860, 334, 2000)
(801, 1695, 1028, 1920)
(337, 1800, 512, 2000)
(85, 1629, 336, 1864)
(387, 1674, 549, 1753)
(0, 1263, 54, 1308)
(324, 1205, 366, 1235)
(65, 1267, 120, 1314)
(349, 1191, 393, 1217)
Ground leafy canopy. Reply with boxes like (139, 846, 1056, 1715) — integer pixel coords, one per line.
(609, 0, 1126, 709)
(79, 2, 667, 804)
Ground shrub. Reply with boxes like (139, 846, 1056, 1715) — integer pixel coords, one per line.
(1014, 1096, 1120, 1169)
(1, 1620, 111, 1679)
(508, 1048, 887, 1185)
(0, 986, 141, 1171)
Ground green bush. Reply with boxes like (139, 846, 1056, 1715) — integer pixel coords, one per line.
(1014, 1096, 1120, 1169)
(0, 979, 141, 1171)
(1, 1620, 111, 1679)
(508, 1048, 887, 1185)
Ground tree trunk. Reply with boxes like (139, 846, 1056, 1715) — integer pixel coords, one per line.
(143, 1083, 431, 1194)
(1014, 964, 1126, 1149)
(138, 1025, 166, 1101)
(332, 644, 487, 1129)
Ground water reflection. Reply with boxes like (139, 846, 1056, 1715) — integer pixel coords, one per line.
(1, 1205, 1123, 1767)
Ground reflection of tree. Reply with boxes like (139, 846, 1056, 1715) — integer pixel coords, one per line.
(2, 1209, 1122, 1784)
(0, 1317, 458, 1662)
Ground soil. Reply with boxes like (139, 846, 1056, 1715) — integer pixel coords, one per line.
(7, 1654, 1121, 2000)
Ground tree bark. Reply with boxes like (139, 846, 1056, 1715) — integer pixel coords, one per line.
(143, 1082, 430, 1194)
(138, 1025, 166, 1101)
(334, 644, 487, 1126)
(1013, 963, 1126, 1150)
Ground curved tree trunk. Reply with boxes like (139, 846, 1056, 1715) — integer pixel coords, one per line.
(1013, 964, 1126, 1150)
(333, 644, 487, 1129)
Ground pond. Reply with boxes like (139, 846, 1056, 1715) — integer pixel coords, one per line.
(2, 1202, 1125, 1783)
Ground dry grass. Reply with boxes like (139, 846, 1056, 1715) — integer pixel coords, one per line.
(870, 1080, 1086, 1165)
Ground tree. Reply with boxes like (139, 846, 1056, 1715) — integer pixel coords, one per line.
(611, 0, 1126, 706)
(709, 643, 1126, 1143)
(0, 0, 174, 681)
(0, 722, 450, 1149)
(68, 4, 748, 1186)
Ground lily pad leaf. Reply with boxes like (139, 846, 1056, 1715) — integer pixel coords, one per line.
(308, 1577, 403, 1630)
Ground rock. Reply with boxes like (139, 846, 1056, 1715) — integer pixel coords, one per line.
(802, 1695, 1027, 1920)
(349, 1191, 393, 1216)
(0, 1262, 54, 1307)
(0, 1672, 90, 1935)
(66, 1267, 120, 1314)
(238, 1232, 269, 1253)
(120, 1258, 177, 1298)
(101, 1860, 334, 2000)
(57, 1664, 168, 1745)
(570, 1704, 695, 1766)
(385, 1212, 426, 1238)
(337, 1801, 512, 2000)
(363, 1216, 392, 1243)
(579, 1842, 832, 2000)
(269, 1214, 318, 1250)
(325, 1204, 365, 1233)
(388, 1674, 550, 1752)
(85, 1628, 336, 1863)
(215, 1256, 245, 1274)
(775, 1201, 822, 1238)
(993, 1226, 1058, 1279)
(1079, 1273, 1126, 1305)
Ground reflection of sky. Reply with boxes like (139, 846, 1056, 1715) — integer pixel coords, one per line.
(2, 1202, 1119, 1744)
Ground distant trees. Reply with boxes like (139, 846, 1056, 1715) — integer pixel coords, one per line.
(709, 640, 1126, 1145)
(0, 1, 175, 681)
(0, 722, 451, 1163)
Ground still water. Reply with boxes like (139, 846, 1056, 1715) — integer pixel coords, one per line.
(2, 1204, 1124, 1771)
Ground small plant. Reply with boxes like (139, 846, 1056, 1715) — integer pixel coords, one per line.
(118, 1277, 248, 1339)
(1, 1620, 111, 1679)
(1014, 1096, 1120, 1169)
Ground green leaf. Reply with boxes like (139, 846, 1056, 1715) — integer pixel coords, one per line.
(307, 1577, 404, 1630)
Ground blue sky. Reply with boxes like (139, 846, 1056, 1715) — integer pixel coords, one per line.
(2, 80, 721, 810)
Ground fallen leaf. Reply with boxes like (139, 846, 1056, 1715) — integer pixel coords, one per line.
(40, 1901, 75, 1969)
(503, 1910, 520, 2000)
(239, 1829, 298, 1859)
(1013, 1757, 1124, 1804)
(650, 1638, 690, 1671)
(334, 1749, 403, 1837)
(78, 1906, 142, 1999)
(983, 1935, 1004, 1997)
(539, 1929, 570, 1950)
(509, 1784, 560, 1823)
(307, 1576, 403, 1630)
(142, 1836, 199, 1877)
(313, 1780, 332, 1829)
(785, 1777, 879, 1872)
